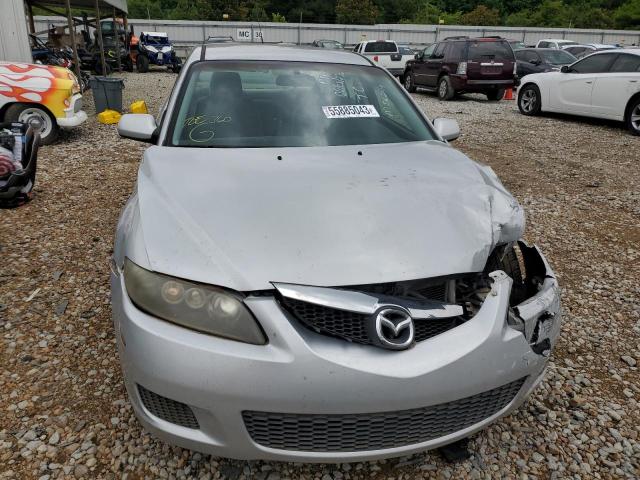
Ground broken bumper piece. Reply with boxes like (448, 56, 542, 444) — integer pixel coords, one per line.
(510, 241, 562, 357)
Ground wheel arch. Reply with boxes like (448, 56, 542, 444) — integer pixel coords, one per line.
(624, 91, 640, 122)
(1, 101, 57, 125)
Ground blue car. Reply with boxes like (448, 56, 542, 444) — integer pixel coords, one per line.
(136, 32, 182, 73)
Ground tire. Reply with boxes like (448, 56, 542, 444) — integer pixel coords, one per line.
(437, 76, 455, 101)
(404, 71, 416, 93)
(136, 54, 149, 73)
(485, 243, 526, 305)
(518, 84, 542, 116)
(625, 96, 640, 136)
(5, 103, 59, 145)
(486, 88, 505, 101)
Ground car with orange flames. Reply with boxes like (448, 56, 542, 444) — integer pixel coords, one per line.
(0, 62, 87, 144)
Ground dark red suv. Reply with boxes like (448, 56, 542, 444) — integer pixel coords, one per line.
(403, 37, 518, 101)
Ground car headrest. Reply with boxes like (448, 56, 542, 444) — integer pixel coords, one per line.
(210, 72, 243, 99)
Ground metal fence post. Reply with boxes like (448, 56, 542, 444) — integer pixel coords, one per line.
(434, 27, 439, 42)
(298, 24, 301, 45)
(344, 26, 348, 45)
(250, 24, 254, 43)
(202, 24, 206, 42)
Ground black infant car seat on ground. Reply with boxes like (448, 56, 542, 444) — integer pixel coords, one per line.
(0, 122, 39, 208)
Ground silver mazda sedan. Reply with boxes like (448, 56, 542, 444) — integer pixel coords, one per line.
(111, 44, 561, 462)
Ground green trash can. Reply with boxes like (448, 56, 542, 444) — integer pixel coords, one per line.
(90, 76, 124, 114)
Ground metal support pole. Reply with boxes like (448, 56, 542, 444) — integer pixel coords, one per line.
(64, 0, 82, 84)
(113, 8, 122, 72)
(27, 1, 36, 35)
(94, 0, 107, 75)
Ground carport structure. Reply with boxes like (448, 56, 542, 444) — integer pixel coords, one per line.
(24, 0, 128, 79)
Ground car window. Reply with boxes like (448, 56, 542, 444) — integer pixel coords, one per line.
(467, 40, 514, 61)
(540, 50, 576, 64)
(517, 51, 538, 63)
(538, 41, 550, 48)
(422, 44, 436, 58)
(447, 42, 465, 61)
(398, 47, 413, 55)
(432, 43, 446, 59)
(610, 54, 640, 72)
(168, 61, 436, 148)
(510, 41, 526, 50)
(571, 53, 618, 73)
(364, 42, 397, 53)
(353, 43, 361, 53)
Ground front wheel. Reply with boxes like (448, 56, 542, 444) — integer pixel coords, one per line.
(438, 76, 455, 101)
(518, 84, 541, 116)
(404, 71, 416, 93)
(5, 103, 59, 145)
(625, 96, 640, 136)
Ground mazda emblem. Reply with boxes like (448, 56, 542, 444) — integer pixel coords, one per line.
(369, 306, 414, 350)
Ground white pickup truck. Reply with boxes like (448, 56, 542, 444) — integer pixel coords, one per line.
(353, 40, 405, 77)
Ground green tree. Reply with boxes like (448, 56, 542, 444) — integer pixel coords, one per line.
(249, 1, 269, 21)
(271, 12, 287, 21)
(460, 4, 501, 24)
(335, 0, 379, 24)
(128, 0, 164, 19)
(615, 0, 640, 28)
(169, 0, 213, 19)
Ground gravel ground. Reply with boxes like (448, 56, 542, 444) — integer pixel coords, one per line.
(1, 71, 639, 480)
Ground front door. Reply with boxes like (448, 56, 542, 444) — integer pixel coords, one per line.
(412, 44, 436, 86)
(422, 43, 446, 88)
(549, 53, 618, 114)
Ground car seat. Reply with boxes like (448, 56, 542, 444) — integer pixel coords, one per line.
(0, 122, 39, 208)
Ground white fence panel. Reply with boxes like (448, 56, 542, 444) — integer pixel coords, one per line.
(33, 16, 640, 49)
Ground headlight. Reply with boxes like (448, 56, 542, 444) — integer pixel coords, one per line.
(123, 259, 266, 344)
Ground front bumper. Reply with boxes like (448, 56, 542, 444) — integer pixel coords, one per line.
(57, 94, 88, 128)
(110, 246, 561, 462)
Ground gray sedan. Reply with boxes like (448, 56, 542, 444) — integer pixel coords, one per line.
(111, 44, 562, 461)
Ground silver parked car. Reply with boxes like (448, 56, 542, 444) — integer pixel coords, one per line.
(112, 44, 562, 462)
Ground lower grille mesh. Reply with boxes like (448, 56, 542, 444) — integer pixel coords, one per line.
(243, 377, 525, 452)
(137, 384, 199, 429)
(280, 297, 462, 346)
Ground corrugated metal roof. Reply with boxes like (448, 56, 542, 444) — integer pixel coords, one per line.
(35, 0, 127, 14)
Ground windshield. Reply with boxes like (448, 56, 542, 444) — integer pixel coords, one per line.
(320, 41, 343, 49)
(145, 35, 169, 45)
(540, 49, 576, 64)
(509, 41, 526, 50)
(168, 61, 435, 148)
(364, 42, 397, 53)
(399, 46, 414, 55)
(467, 40, 514, 61)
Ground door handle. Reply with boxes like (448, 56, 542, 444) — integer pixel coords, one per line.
(630, 80, 638, 83)
(585, 81, 593, 84)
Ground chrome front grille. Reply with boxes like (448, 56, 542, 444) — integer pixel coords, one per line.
(279, 296, 463, 346)
(243, 377, 526, 452)
(137, 385, 199, 429)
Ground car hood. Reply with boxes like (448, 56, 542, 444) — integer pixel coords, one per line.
(133, 141, 524, 291)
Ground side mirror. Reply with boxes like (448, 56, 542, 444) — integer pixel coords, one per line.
(560, 65, 570, 73)
(117, 114, 157, 142)
(433, 117, 460, 142)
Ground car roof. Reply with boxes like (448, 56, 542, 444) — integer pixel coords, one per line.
(191, 44, 372, 66)
(539, 38, 573, 42)
(519, 48, 567, 51)
(589, 48, 640, 56)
